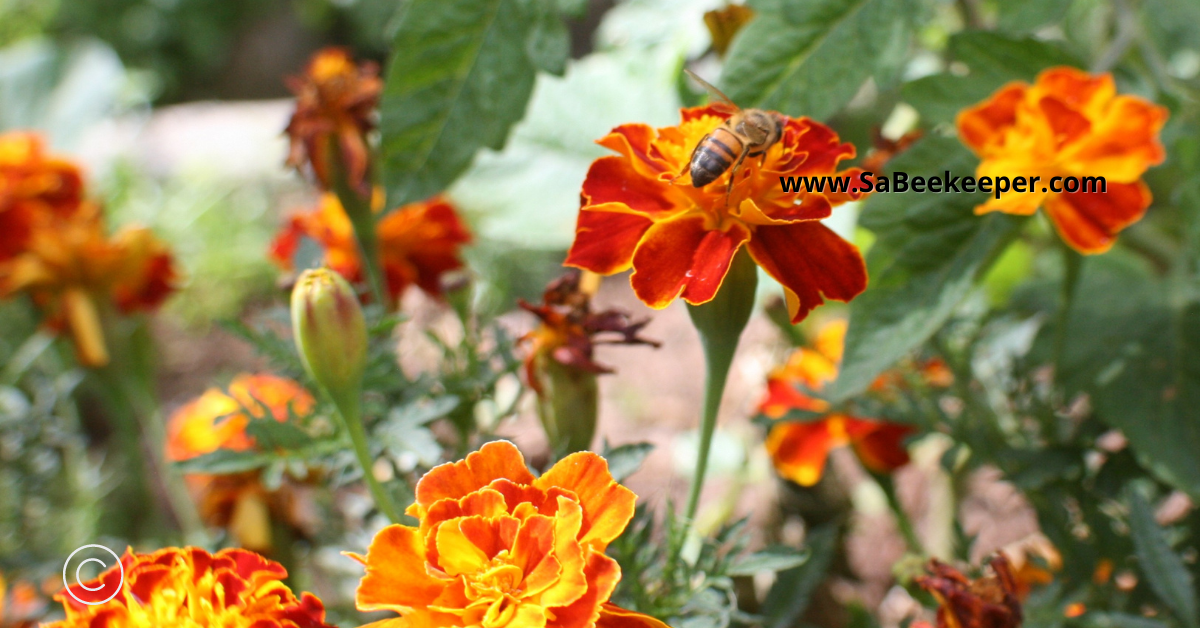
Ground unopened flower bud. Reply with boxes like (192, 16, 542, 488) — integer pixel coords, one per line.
(291, 268, 367, 407)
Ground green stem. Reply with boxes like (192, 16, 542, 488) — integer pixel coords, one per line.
(876, 474, 923, 555)
(335, 394, 402, 524)
(1052, 244, 1083, 373)
(328, 143, 388, 308)
(683, 249, 758, 526)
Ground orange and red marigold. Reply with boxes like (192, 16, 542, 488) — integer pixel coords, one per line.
(350, 440, 669, 628)
(271, 192, 471, 303)
(45, 547, 334, 628)
(565, 105, 869, 324)
(758, 320, 916, 486)
(957, 66, 1168, 254)
(915, 554, 1023, 628)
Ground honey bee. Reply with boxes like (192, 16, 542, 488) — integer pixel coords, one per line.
(680, 69, 785, 205)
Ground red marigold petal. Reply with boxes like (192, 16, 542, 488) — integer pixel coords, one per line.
(547, 550, 622, 628)
(758, 378, 828, 418)
(565, 208, 653, 275)
(777, 118, 858, 175)
(581, 156, 679, 215)
(845, 417, 915, 473)
(681, 223, 751, 305)
(1043, 181, 1150, 254)
(1066, 95, 1168, 177)
(1037, 96, 1092, 149)
(596, 124, 665, 174)
(1035, 66, 1114, 110)
(535, 452, 637, 551)
(628, 214, 710, 309)
(766, 420, 836, 487)
(747, 222, 867, 324)
(354, 525, 445, 612)
(411, 440, 536, 517)
(956, 83, 1027, 154)
(596, 604, 673, 628)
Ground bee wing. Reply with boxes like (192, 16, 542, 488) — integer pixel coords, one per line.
(684, 69, 741, 113)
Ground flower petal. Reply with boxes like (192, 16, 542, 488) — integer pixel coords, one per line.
(565, 208, 653, 275)
(1043, 181, 1150, 254)
(410, 440, 535, 518)
(627, 214, 709, 308)
(956, 83, 1027, 154)
(747, 221, 867, 323)
(845, 417, 914, 473)
(766, 420, 836, 487)
(582, 156, 679, 216)
(354, 525, 445, 612)
(535, 452, 636, 551)
(596, 604, 673, 628)
(547, 550, 621, 628)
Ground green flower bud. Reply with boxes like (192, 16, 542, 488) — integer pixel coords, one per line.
(530, 351, 600, 455)
(291, 268, 367, 408)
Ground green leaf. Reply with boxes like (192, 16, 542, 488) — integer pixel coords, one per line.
(1078, 612, 1172, 628)
(720, 0, 916, 120)
(174, 449, 277, 474)
(1127, 488, 1199, 627)
(602, 441, 655, 482)
(727, 545, 810, 576)
(380, 0, 569, 208)
(996, 0, 1073, 33)
(833, 136, 1025, 399)
(902, 32, 1080, 126)
(760, 523, 839, 628)
(244, 418, 314, 450)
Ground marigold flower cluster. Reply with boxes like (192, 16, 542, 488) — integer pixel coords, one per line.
(0, 132, 179, 367)
(45, 547, 334, 628)
(350, 440, 668, 628)
(758, 320, 919, 486)
(958, 66, 1168, 254)
(270, 192, 471, 303)
(166, 373, 316, 551)
(565, 105, 868, 324)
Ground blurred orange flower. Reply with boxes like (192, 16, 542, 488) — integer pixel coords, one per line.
(0, 134, 180, 368)
(957, 66, 1168, 254)
(350, 440, 669, 628)
(758, 320, 915, 486)
(271, 192, 471, 303)
(915, 554, 1022, 628)
(1, 573, 44, 628)
(565, 105, 868, 324)
(167, 373, 316, 551)
(46, 547, 334, 628)
(703, 5, 755, 57)
(285, 48, 382, 195)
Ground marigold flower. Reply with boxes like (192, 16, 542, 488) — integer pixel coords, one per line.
(46, 547, 334, 628)
(350, 440, 669, 628)
(271, 193, 470, 302)
(167, 374, 316, 551)
(1, 573, 43, 628)
(285, 48, 382, 195)
(520, 272, 659, 453)
(758, 320, 914, 486)
(915, 554, 1023, 628)
(0, 132, 86, 262)
(957, 66, 1168, 254)
(565, 105, 868, 324)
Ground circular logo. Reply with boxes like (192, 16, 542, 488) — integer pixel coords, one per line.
(62, 544, 124, 606)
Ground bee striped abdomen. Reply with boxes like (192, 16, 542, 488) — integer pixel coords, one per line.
(690, 127, 742, 187)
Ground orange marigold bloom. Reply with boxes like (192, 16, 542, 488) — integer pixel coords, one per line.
(915, 554, 1023, 628)
(957, 66, 1168, 254)
(758, 320, 914, 486)
(166, 374, 316, 551)
(285, 48, 382, 195)
(565, 105, 868, 324)
(1, 573, 44, 628)
(0, 132, 86, 263)
(271, 193, 470, 302)
(46, 547, 334, 628)
(350, 440, 669, 628)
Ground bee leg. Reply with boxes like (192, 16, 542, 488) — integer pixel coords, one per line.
(724, 145, 751, 207)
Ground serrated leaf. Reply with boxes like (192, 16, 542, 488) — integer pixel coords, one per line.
(175, 449, 277, 474)
(760, 523, 839, 628)
(602, 442, 655, 482)
(389, 396, 461, 427)
(727, 545, 810, 576)
(902, 32, 1080, 125)
(380, 0, 568, 208)
(720, 0, 915, 120)
(1127, 489, 1199, 627)
(833, 137, 1025, 399)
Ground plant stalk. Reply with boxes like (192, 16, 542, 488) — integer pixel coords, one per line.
(334, 393, 402, 524)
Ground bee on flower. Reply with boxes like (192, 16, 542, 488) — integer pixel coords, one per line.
(565, 95, 869, 324)
(957, 66, 1168, 254)
(270, 192, 471, 305)
(758, 320, 920, 486)
(46, 547, 334, 628)
(0, 132, 180, 367)
(349, 440, 670, 628)
(285, 47, 382, 195)
(167, 373, 318, 552)
(519, 271, 660, 454)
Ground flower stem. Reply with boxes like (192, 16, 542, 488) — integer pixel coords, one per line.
(328, 143, 388, 308)
(333, 393, 402, 524)
(876, 473, 923, 555)
(683, 249, 758, 526)
(1052, 243, 1083, 373)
